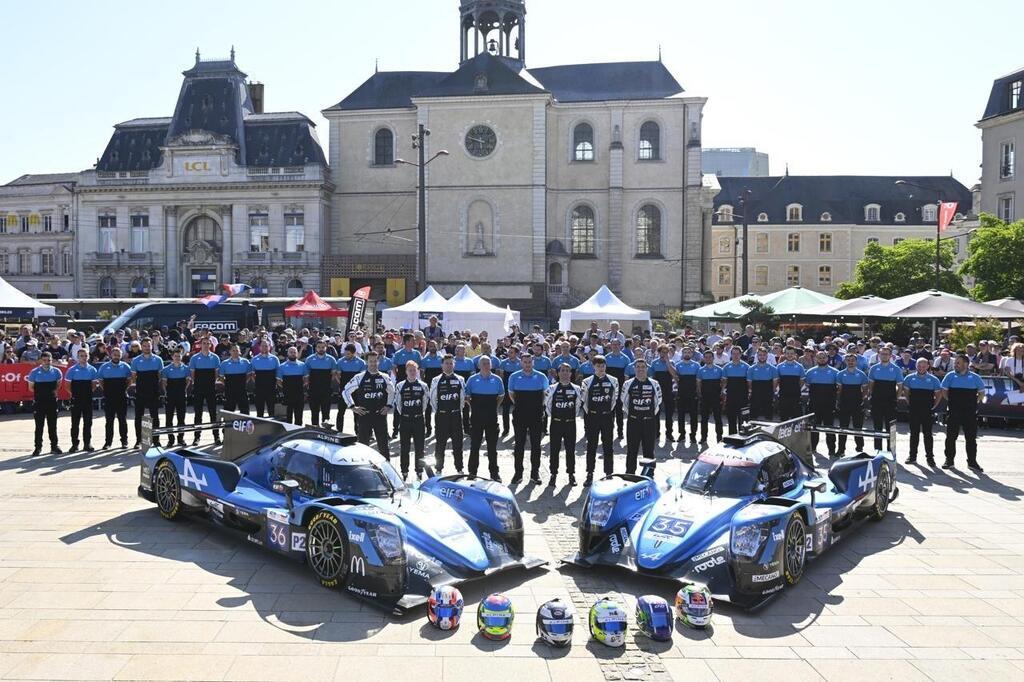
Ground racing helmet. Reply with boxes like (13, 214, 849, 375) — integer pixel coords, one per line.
(536, 598, 575, 647)
(427, 585, 464, 631)
(477, 593, 514, 640)
(635, 594, 673, 641)
(588, 597, 627, 647)
(675, 583, 713, 629)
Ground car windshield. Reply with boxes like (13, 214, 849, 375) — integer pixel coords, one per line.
(322, 462, 404, 498)
(683, 456, 759, 498)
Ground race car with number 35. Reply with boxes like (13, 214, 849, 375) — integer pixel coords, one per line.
(564, 415, 899, 608)
(137, 412, 544, 612)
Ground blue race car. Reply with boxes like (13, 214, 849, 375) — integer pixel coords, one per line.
(564, 415, 899, 608)
(137, 412, 544, 613)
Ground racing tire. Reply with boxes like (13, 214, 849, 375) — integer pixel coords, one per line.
(154, 460, 182, 521)
(306, 511, 350, 589)
(782, 514, 807, 586)
(868, 463, 892, 522)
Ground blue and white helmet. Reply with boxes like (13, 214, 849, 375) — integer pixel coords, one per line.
(536, 598, 575, 647)
(635, 595, 673, 641)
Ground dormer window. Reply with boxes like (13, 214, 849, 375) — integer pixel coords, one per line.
(786, 204, 803, 222)
(1011, 79, 1022, 109)
(895, 212, 906, 223)
(757, 212, 768, 223)
(864, 204, 881, 222)
(718, 205, 734, 223)
(922, 204, 937, 222)
(820, 212, 831, 222)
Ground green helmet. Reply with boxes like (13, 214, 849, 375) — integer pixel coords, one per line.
(674, 583, 713, 629)
(588, 597, 627, 647)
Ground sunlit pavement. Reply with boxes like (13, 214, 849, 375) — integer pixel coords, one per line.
(1, 411, 1022, 681)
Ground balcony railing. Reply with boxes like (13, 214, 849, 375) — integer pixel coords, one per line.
(240, 251, 313, 266)
(86, 252, 158, 266)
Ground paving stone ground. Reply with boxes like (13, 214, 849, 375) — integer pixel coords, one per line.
(1, 409, 1023, 681)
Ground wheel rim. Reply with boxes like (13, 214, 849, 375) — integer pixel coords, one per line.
(876, 467, 891, 514)
(155, 465, 179, 514)
(308, 520, 345, 579)
(786, 522, 806, 577)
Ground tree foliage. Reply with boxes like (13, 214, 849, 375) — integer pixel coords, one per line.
(947, 317, 1008, 351)
(663, 308, 688, 332)
(958, 213, 1024, 301)
(739, 298, 777, 336)
(836, 238, 965, 300)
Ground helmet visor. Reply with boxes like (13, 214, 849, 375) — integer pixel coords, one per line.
(602, 620, 626, 633)
(435, 605, 460, 619)
(650, 612, 671, 629)
(543, 618, 573, 634)
(481, 615, 510, 628)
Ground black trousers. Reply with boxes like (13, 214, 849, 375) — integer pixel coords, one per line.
(308, 389, 330, 426)
(399, 415, 425, 474)
(657, 382, 675, 439)
(33, 400, 58, 450)
(548, 418, 576, 476)
(336, 396, 355, 432)
(253, 389, 275, 418)
(676, 395, 698, 440)
(104, 398, 128, 445)
(283, 394, 303, 425)
(585, 412, 615, 475)
(810, 402, 836, 454)
(193, 390, 219, 440)
(165, 396, 187, 445)
(501, 396, 513, 434)
(837, 403, 865, 452)
(748, 389, 774, 421)
(224, 388, 250, 415)
(434, 411, 464, 471)
(725, 399, 746, 435)
(135, 395, 160, 445)
(625, 416, 656, 474)
(70, 398, 93, 448)
(778, 396, 802, 421)
(513, 414, 543, 478)
(469, 417, 499, 478)
(358, 411, 390, 459)
(944, 409, 978, 465)
(871, 401, 897, 451)
(908, 407, 934, 458)
(700, 394, 723, 442)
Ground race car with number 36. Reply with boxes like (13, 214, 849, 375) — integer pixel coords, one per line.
(137, 412, 544, 613)
(564, 415, 899, 608)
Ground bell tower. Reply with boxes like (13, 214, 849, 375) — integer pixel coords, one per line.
(460, 0, 526, 70)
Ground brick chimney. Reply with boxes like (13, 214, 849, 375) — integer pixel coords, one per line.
(248, 82, 264, 114)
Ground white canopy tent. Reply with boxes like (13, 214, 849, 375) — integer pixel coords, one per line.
(443, 285, 521, 338)
(380, 286, 449, 331)
(558, 285, 651, 332)
(0, 276, 56, 318)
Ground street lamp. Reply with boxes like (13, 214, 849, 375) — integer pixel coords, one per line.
(396, 124, 449, 295)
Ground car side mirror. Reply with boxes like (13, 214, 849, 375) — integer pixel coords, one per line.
(807, 480, 826, 494)
(755, 482, 767, 495)
(273, 479, 300, 510)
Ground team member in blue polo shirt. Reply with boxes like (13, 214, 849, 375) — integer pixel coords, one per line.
(776, 347, 806, 420)
(453, 345, 476, 426)
(508, 354, 549, 484)
(940, 355, 987, 471)
(304, 341, 336, 427)
(649, 345, 676, 442)
(805, 351, 839, 458)
(98, 347, 132, 449)
(697, 351, 724, 443)
(131, 339, 164, 447)
(335, 345, 367, 432)
(391, 334, 422, 437)
(65, 348, 99, 452)
(835, 353, 869, 455)
(498, 347, 522, 437)
(161, 351, 190, 446)
(465, 357, 505, 480)
(902, 358, 943, 465)
(189, 339, 222, 444)
(277, 347, 309, 425)
(551, 341, 581, 380)
(27, 352, 63, 456)
(419, 341, 443, 436)
(868, 346, 904, 451)
(250, 342, 280, 419)
(219, 345, 253, 416)
(722, 347, 751, 435)
(746, 347, 778, 420)
(604, 340, 632, 439)
(530, 341, 552, 378)
(674, 346, 701, 442)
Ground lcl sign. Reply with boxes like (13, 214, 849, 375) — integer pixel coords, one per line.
(183, 161, 212, 172)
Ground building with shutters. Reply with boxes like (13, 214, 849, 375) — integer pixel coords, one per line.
(0, 174, 77, 299)
(977, 67, 1023, 223)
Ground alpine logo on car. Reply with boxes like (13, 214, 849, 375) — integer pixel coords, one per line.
(179, 459, 208, 490)
(857, 463, 877, 494)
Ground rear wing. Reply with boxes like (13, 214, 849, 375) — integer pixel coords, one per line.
(141, 410, 303, 461)
(747, 415, 896, 468)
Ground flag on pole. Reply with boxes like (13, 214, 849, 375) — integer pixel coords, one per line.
(938, 202, 959, 232)
(197, 283, 252, 309)
(503, 305, 516, 334)
(347, 286, 372, 329)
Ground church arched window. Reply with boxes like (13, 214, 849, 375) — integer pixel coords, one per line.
(570, 205, 595, 256)
(636, 204, 662, 256)
(373, 128, 394, 166)
(573, 123, 594, 162)
(639, 121, 661, 161)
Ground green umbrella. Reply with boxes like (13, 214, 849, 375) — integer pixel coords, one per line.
(684, 292, 761, 320)
(758, 286, 841, 316)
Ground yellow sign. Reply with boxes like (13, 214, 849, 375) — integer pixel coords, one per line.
(28, 213, 41, 225)
(5, 215, 15, 227)
(387, 278, 406, 307)
(183, 161, 211, 172)
(330, 277, 351, 297)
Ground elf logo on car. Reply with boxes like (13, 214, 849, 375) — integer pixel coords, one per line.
(439, 487, 464, 501)
(350, 556, 365, 576)
(857, 463, 877, 493)
(179, 459, 208, 490)
(232, 420, 255, 434)
(635, 486, 649, 501)
(693, 555, 726, 573)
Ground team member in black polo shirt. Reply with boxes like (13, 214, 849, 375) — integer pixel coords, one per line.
(580, 356, 618, 486)
(394, 360, 429, 479)
(867, 347, 904, 451)
(673, 346, 700, 443)
(621, 359, 662, 475)
(27, 353, 63, 457)
(775, 347, 806, 420)
(64, 349, 99, 453)
(98, 347, 132, 449)
(250, 340, 280, 418)
(130, 339, 164, 448)
(940, 355, 987, 471)
(161, 351, 190, 447)
(429, 355, 466, 473)
(901, 358, 943, 465)
(343, 351, 394, 459)
(507, 354, 548, 485)
(465, 356, 504, 480)
(545, 363, 581, 487)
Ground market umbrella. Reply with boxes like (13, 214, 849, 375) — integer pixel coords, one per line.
(856, 290, 1021, 320)
(284, 290, 347, 317)
(799, 295, 889, 318)
(683, 292, 762, 320)
(757, 286, 841, 316)
(985, 298, 1024, 315)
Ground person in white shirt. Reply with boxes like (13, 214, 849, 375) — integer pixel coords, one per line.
(605, 321, 626, 347)
(1002, 342, 1024, 391)
(706, 328, 723, 346)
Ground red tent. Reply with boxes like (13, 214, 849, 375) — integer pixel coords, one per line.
(284, 290, 347, 318)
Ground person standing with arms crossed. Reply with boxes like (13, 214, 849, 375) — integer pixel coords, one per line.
(394, 360, 428, 479)
(621, 358, 662, 475)
(940, 354, 987, 471)
(277, 346, 308, 425)
(65, 348, 99, 453)
(131, 339, 163, 448)
(544, 363, 581, 487)
(673, 345, 701, 443)
(429, 354, 466, 474)
(507, 353, 548, 485)
(161, 350, 189, 447)
(901, 357, 943, 465)
(835, 352, 869, 455)
(189, 339, 221, 445)
(867, 346, 903, 451)
(343, 350, 394, 459)
(27, 352, 63, 457)
(580, 356, 618, 486)
(99, 346, 132, 449)
(465, 356, 504, 481)
(697, 350, 724, 444)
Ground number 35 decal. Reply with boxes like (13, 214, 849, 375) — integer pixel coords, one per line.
(650, 516, 692, 537)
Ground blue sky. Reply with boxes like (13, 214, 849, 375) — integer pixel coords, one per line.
(1, 0, 1020, 186)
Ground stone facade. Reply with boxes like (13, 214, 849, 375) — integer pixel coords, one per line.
(0, 174, 77, 299)
(977, 67, 1023, 222)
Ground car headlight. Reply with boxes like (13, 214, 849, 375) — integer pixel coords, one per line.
(489, 499, 520, 531)
(731, 522, 770, 558)
(370, 524, 404, 562)
(588, 499, 615, 527)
